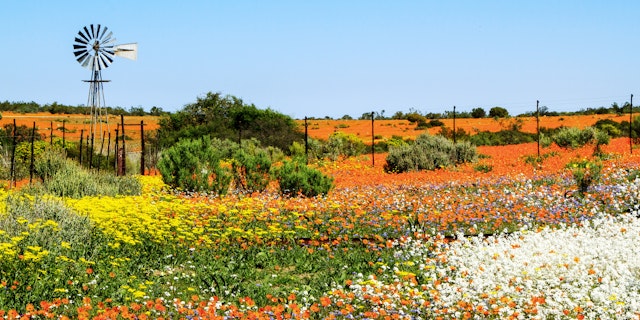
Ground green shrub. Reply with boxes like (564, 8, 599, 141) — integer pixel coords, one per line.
(474, 163, 493, 173)
(384, 134, 477, 173)
(566, 158, 603, 194)
(552, 127, 610, 155)
(454, 141, 479, 164)
(552, 127, 594, 149)
(232, 148, 272, 194)
(33, 145, 68, 182)
(275, 158, 334, 197)
(157, 136, 232, 194)
(468, 130, 535, 146)
(539, 133, 552, 148)
(42, 161, 141, 198)
(322, 132, 367, 160)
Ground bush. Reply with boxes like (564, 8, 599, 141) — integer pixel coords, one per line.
(36, 158, 141, 198)
(384, 134, 477, 173)
(275, 158, 334, 197)
(552, 127, 610, 155)
(552, 127, 593, 149)
(33, 145, 68, 182)
(231, 147, 272, 194)
(157, 136, 232, 194)
(489, 106, 509, 118)
(322, 132, 367, 160)
(566, 158, 602, 194)
(469, 130, 535, 146)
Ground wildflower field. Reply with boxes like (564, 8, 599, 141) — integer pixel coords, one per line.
(1, 136, 640, 319)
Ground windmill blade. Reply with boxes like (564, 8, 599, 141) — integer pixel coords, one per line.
(76, 52, 90, 64)
(103, 52, 114, 64)
(83, 55, 93, 68)
(98, 52, 113, 69)
(74, 49, 88, 58)
(90, 24, 96, 38)
(73, 44, 87, 51)
(99, 26, 109, 41)
(102, 36, 116, 46)
(114, 43, 138, 60)
(102, 31, 114, 43)
(83, 26, 91, 40)
(78, 55, 91, 67)
(96, 24, 102, 40)
(97, 55, 107, 70)
(74, 36, 88, 45)
(102, 49, 115, 61)
(77, 31, 90, 43)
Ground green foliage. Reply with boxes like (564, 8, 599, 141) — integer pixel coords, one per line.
(322, 132, 367, 160)
(552, 127, 610, 155)
(275, 158, 334, 197)
(474, 163, 493, 173)
(33, 145, 68, 183)
(468, 130, 535, 146)
(489, 106, 509, 118)
(157, 92, 303, 152)
(594, 119, 622, 137)
(438, 126, 470, 141)
(471, 107, 486, 118)
(30, 155, 141, 198)
(539, 133, 553, 148)
(455, 141, 479, 163)
(619, 115, 640, 142)
(373, 136, 408, 153)
(566, 158, 603, 194)
(289, 141, 306, 158)
(384, 134, 477, 173)
(552, 127, 593, 149)
(231, 144, 272, 194)
(157, 136, 232, 195)
(13, 140, 48, 165)
(523, 151, 559, 168)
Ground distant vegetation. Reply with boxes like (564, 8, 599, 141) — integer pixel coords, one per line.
(0, 100, 167, 116)
(155, 92, 304, 152)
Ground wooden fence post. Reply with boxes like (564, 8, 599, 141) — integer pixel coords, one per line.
(29, 122, 35, 184)
(140, 120, 145, 175)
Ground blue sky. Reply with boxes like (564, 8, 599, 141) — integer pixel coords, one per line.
(1, 1, 638, 118)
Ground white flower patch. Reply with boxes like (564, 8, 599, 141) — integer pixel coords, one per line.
(438, 213, 640, 319)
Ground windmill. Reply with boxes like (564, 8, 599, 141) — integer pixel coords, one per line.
(73, 24, 137, 144)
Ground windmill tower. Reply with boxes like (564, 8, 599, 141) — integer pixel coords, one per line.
(73, 24, 137, 144)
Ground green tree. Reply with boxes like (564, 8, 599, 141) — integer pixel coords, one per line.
(489, 106, 509, 118)
(471, 107, 486, 118)
(157, 92, 302, 151)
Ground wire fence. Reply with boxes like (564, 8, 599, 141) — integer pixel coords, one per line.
(0, 117, 159, 188)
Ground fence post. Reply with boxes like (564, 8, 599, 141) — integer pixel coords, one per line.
(98, 131, 105, 172)
(371, 111, 375, 167)
(304, 116, 308, 164)
(10, 119, 17, 189)
(121, 115, 126, 176)
(29, 122, 35, 185)
(62, 121, 66, 149)
(50, 121, 53, 145)
(140, 120, 145, 175)
(536, 100, 540, 158)
(79, 129, 84, 166)
(89, 133, 94, 169)
(631, 94, 634, 154)
(115, 127, 119, 175)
